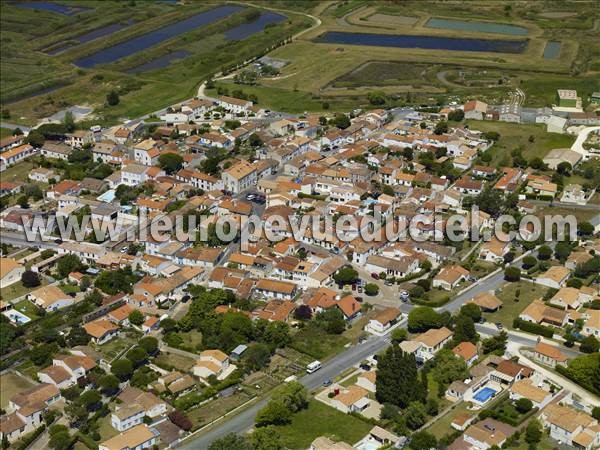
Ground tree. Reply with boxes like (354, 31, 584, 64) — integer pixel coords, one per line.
(294, 304, 312, 321)
(454, 314, 478, 343)
(578, 221, 594, 237)
(525, 419, 542, 445)
(515, 398, 533, 413)
(556, 161, 572, 175)
(476, 186, 505, 217)
(537, 245, 552, 260)
(405, 401, 427, 430)
(126, 346, 148, 366)
(161, 317, 178, 332)
(434, 120, 448, 135)
(315, 308, 346, 334)
(208, 433, 251, 450)
(106, 90, 120, 106)
(592, 407, 600, 421)
(391, 327, 408, 344)
(376, 346, 425, 408)
(169, 410, 193, 431)
(67, 325, 90, 346)
(448, 109, 464, 121)
(56, 254, 84, 279)
(426, 398, 439, 416)
(504, 266, 521, 282)
(408, 306, 447, 332)
(63, 110, 75, 133)
(249, 426, 283, 450)
(364, 283, 379, 296)
(580, 335, 599, 354)
(21, 270, 41, 288)
(333, 266, 358, 285)
(139, 336, 158, 354)
(17, 195, 29, 208)
(65, 402, 87, 424)
(128, 310, 144, 326)
(99, 374, 120, 395)
(111, 359, 133, 380)
(274, 381, 307, 413)
(522, 255, 537, 269)
(431, 349, 469, 391)
(333, 113, 351, 129)
(158, 153, 184, 174)
(482, 331, 508, 354)
(554, 242, 572, 262)
(459, 303, 482, 322)
(243, 343, 271, 371)
(49, 430, 72, 450)
(29, 343, 55, 366)
(367, 90, 386, 105)
(80, 389, 101, 411)
(409, 431, 437, 450)
(255, 399, 292, 427)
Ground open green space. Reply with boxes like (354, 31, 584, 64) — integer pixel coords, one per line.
(14, 299, 43, 320)
(427, 401, 471, 439)
(94, 331, 141, 361)
(187, 390, 254, 429)
(465, 120, 576, 166)
(2, 278, 48, 303)
(289, 325, 350, 360)
(484, 281, 548, 328)
(0, 372, 36, 408)
(273, 399, 372, 449)
(153, 352, 197, 373)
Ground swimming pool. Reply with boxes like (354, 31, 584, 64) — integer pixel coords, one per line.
(473, 387, 497, 403)
(97, 189, 116, 203)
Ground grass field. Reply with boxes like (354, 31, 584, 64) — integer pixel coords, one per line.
(0, 372, 36, 408)
(187, 390, 253, 428)
(14, 299, 43, 320)
(2, 278, 48, 302)
(290, 325, 350, 360)
(484, 281, 548, 328)
(465, 120, 576, 166)
(274, 400, 372, 449)
(427, 401, 471, 439)
(95, 331, 141, 361)
(153, 352, 196, 373)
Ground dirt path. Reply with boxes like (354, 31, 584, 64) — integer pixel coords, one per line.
(436, 70, 463, 88)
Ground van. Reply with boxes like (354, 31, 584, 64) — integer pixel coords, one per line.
(306, 360, 322, 374)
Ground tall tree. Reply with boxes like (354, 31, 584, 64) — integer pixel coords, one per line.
(376, 346, 425, 408)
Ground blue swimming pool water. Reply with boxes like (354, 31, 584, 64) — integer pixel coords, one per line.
(473, 387, 497, 403)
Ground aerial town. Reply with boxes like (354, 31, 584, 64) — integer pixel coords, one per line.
(0, 1, 599, 450)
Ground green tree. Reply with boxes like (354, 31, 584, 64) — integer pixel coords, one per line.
(376, 346, 425, 408)
(409, 431, 437, 450)
(243, 343, 271, 371)
(49, 430, 72, 450)
(408, 307, 448, 332)
(315, 308, 346, 334)
(274, 381, 307, 413)
(482, 331, 508, 354)
(554, 242, 572, 262)
(126, 346, 148, 366)
(66, 325, 90, 346)
(62, 111, 75, 133)
(99, 374, 120, 395)
(580, 335, 599, 353)
(139, 336, 158, 354)
(405, 401, 427, 430)
(504, 266, 521, 282)
(578, 221, 594, 237)
(80, 389, 101, 411)
(454, 314, 478, 343)
(333, 266, 358, 285)
(476, 186, 505, 217)
(434, 120, 448, 134)
(556, 161, 572, 175)
(364, 283, 379, 296)
(208, 433, 251, 450)
(516, 398, 533, 413)
(525, 419, 542, 444)
(537, 245, 552, 260)
(431, 349, 469, 391)
(106, 90, 120, 106)
(367, 90, 386, 105)
(21, 270, 41, 288)
(333, 113, 351, 129)
(459, 303, 482, 322)
(158, 153, 184, 174)
(249, 426, 283, 450)
(128, 310, 144, 326)
(391, 327, 408, 344)
(56, 254, 84, 279)
(111, 359, 133, 380)
(448, 109, 464, 121)
(522, 255, 537, 269)
(255, 400, 292, 427)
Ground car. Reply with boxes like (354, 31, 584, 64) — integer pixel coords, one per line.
(495, 322, 503, 330)
(181, 295, 191, 303)
(54, 238, 63, 244)
(68, 292, 77, 298)
(384, 280, 393, 286)
(371, 273, 379, 280)
(245, 194, 255, 201)
(401, 297, 408, 303)
(355, 296, 363, 303)
(351, 284, 357, 291)
(358, 287, 363, 293)
(120, 247, 128, 253)
(359, 363, 371, 371)
(322, 379, 332, 387)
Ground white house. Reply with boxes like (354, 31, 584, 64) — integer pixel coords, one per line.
(98, 424, 157, 450)
(0, 257, 25, 288)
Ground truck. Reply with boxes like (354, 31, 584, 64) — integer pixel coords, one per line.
(306, 360, 322, 374)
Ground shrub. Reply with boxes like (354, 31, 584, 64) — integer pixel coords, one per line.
(513, 318, 553, 338)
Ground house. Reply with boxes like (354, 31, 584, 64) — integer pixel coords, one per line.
(217, 95, 253, 114)
(112, 387, 168, 431)
(490, 359, 533, 385)
(543, 148, 582, 170)
(365, 307, 402, 334)
(561, 184, 592, 205)
(531, 342, 568, 368)
(519, 299, 568, 327)
(556, 89, 578, 107)
(525, 175, 558, 198)
(581, 309, 600, 337)
(193, 349, 233, 380)
(0, 134, 24, 153)
(0, 257, 25, 288)
(253, 299, 295, 322)
(152, 371, 196, 397)
(29, 167, 59, 183)
(356, 371, 376, 393)
(41, 141, 72, 160)
(108, 304, 135, 326)
(535, 266, 571, 289)
(38, 354, 96, 388)
(1, 384, 61, 442)
(329, 385, 370, 414)
(0, 144, 35, 171)
(98, 424, 157, 450)
(547, 115, 567, 134)
(464, 100, 488, 120)
(509, 378, 553, 409)
(222, 160, 257, 193)
(479, 237, 510, 263)
(27, 285, 74, 312)
(452, 341, 478, 366)
(310, 437, 354, 450)
(401, 327, 453, 362)
(451, 413, 475, 431)
(432, 265, 470, 291)
(548, 287, 589, 310)
(254, 279, 297, 300)
(365, 255, 419, 278)
(540, 403, 600, 450)
(470, 292, 503, 312)
(84, 319, 119, 345)
(67, 130, 94, 148)
(463, 419, 509, 450)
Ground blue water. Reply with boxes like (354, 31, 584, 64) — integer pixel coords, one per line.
(125, 50, 191, 74)
(74, 5, 243, 68)
(15, 1, 90, 16)
(425, 18, 528, 36)
(473, 387, 497, 403)
(543, 41, 561, 59)
(97, 189, 116, 203)
(225, 12, 286, 40)
(318, 31, 527, 54)
(47, 22, 134, 55)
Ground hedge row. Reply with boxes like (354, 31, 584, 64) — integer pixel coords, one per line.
(513, 318, 554, 338)
(15, 425, 45, 450)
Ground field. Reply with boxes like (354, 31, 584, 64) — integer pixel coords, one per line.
(273, 399, 372, 449)
(289, 325, 350, 360)
(153, 352, 197, 373)
(94, 331, 141, 361)
(1, 1, 311, 126)
(484, 281, 548, 328)
(465, 120, 576, 166)
(0, 372, 36, 408)
(186, 390, 254, 428)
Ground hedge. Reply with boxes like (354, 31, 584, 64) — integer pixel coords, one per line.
(411, 296, 451, 308)
(15, 425, 45, 450)
(77, 432, 99, 450)
(513, 318, 554, 338)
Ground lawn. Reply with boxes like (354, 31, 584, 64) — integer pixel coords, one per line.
(2, 278, 47, 302)
(186, 390, 253, 429)
(427, 401, 471, 439)
(153, 352, 196, 373)
(484, 281, 548, 328)
(0, 372, 36, 408)
(274, 400, 372, 449)
(95, 331, 141, 361)
(289, 325, 350, 360)
(60, 283, 81, 295)
(96, 412, 118, 442)
(14, 299, 43, 320)
(465, 120, 576, 166)
(0, 158, 38, 184)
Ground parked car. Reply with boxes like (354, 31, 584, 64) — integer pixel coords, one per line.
(322, 379, 332, 387)
(358, 287, 363, 293)
(355, 296, 363, 303)
(371, 273, 379, 280)
(384, 280, 393, 286)
(495, 322, 504, 330)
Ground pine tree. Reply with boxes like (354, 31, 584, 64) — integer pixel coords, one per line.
(376, 347, 426, 408)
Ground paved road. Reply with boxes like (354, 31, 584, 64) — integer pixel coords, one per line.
(0, 230, 57, 250)
(529, 199, 600, 211)
(0, 122, 31, 132)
